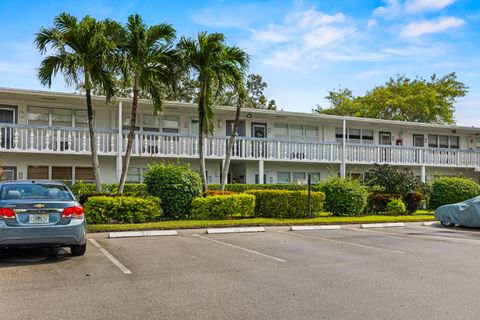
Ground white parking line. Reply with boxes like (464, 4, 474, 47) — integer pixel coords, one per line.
(278, 230, 406, 254)
(192, 234, 286, 262)
(89, 239, 132, 274)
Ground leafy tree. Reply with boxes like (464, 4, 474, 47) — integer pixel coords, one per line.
(314, 73, 468, 124)
(363, 164, 420, 196)
(116, 14, 177, 193)
(178, 31, 249, 193)
(35, 13, 119, 191)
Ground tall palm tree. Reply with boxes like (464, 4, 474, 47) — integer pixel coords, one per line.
(117, 14, 177, 193)
(35, 13, 119, 192)
(178, 32, 249, 192)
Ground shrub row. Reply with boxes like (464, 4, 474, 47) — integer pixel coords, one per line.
(190, 194, 255, 220)
(428, 177, 480, 209)
(245, 190, 325, 218)
(367, 192, 422, 215)
(84, 196, 161, 224)
(208, 184, 311, 192)
(71, 181, 148, 197)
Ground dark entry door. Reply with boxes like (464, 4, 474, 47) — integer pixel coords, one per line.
(251, 122, 267, 158)
(0, 108, 15, 149)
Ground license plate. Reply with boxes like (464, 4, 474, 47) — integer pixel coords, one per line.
(29, 213, 49, 224)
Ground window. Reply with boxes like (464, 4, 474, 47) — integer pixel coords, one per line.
(428, 135, 438, 148)
(52, 166, 72, 182)
(0, 183, 73, 200)
(52, 108, 72, 127)
(309, 172, 321, 183)
(292, 172, 306, 182)
(142, 114, 160, 132)
(335, 128, 344, 143)
(75, 167, 94, 182)
(191, 120, 199, 135)
(277, 172, 290, 183)
(274, 123, 289, 138)
(27, 107, 49, 125)
(75, 110, 88, 128)
(439, 135, 449, 148)
(27, 166, 48, 179)
(163, 116, 179, 133)
(126, 167, 142, 183)
(305, 126, 318, 139)
(348, 129, 361, 143)
(362, 130, 374, 143)
(450, 136, 459, 149)
(290, 125, 304, 139)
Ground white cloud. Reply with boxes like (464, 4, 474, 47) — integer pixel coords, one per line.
(367, 19, 378, 28)
(400, 16, 465, 38)
(374, 0, 458, 18)
(252, 29, 289, 43)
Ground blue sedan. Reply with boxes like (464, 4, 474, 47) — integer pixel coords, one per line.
(0, 181, 86, 256)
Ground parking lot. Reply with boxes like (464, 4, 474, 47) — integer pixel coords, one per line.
(2, 223, 480, 320)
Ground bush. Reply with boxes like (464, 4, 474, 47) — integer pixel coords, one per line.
(368, 193, 395, 213)
(144, 162, 202, 219)
(78, 192, 117, 206)
(320, 177, 368, 216)
(403, 192, 423, 214)
(245, 190, 325, 218)
(208, 184, 310, 192)
(364, 164, 420, 196)
(84, 196, 161, 224)
(70, 181, 148, 198)
(428, 177, 480, 209)
(190, 194, 255, 220)
(386, 198, 407, 215)
(203, 190, 236, 197)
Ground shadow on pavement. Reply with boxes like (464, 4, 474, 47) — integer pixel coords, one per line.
(0, 247, 72, 267)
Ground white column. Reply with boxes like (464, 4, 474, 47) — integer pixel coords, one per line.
(420, 165, 426, 183)
(340, 119, 346, 178)
(258, 160, 264, 184)
(116, 101, 123, 182)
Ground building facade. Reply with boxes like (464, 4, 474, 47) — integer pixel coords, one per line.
(1, 87, 480, 185)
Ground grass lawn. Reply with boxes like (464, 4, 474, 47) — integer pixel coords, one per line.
(87, 211, 435, 233)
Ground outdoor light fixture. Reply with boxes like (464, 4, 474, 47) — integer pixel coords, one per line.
(246, 112, 252, 118)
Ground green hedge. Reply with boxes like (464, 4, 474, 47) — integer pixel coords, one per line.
(320, 177, 368, 216)
(208, 184, 311, 192)
(428, 177, 480, 209)
(84, 196, 161, 224)
(386, 198, 407, 215)
(70, 181, 148, 197)
(190, 194, 255, 220)
(245, 190, 325, 218)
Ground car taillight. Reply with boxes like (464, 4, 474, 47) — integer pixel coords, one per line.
(0, 208, 16, 219)
(62, 206, 84, 219)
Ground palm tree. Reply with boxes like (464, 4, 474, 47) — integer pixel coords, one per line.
(178, 32, 249, 192)
(35, 13, 119, 192)
(117, 14, 177, 193)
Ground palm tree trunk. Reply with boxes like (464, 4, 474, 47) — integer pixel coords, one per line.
(198, 88, 208, 193)
(85, 89, 102, 192)
(221, 100, 242, 191)
(118, 88, 139, 193)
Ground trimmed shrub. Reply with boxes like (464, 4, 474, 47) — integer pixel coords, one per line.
(144, 162, 202, 219)
(386, 198, 407, 215)
(203, 190, 236, 197)
(428, 177, 480, 209)
(84, 196, 161, 224)
(364, 164, 420, 196)
(320, 177, 368, 216)
(208, 184, 309, 192)
(190, 194, 255, 220)
(71, 181, 148, 197)
(245, 190, 325, 218)
(78, 192, 117, 206)
(403, 192, 423, 214)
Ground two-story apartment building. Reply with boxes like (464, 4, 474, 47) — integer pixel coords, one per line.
(1, 87, 479, 185)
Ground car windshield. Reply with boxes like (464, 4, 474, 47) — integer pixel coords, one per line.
(0, 183, 73, 200)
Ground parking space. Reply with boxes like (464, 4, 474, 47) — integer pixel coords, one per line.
(3, 224, 480, 319)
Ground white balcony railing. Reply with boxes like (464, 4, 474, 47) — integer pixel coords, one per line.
(1, 123, 480, 168)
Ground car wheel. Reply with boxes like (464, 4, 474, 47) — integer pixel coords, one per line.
(70, 244, 86, 256)
(441, 221, 455, 227)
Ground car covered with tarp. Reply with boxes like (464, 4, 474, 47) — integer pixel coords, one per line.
(435, 196, 480, 227)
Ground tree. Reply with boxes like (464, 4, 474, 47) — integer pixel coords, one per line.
(178, 32, 249, 193)
(35, 13, 118, 191)
(117, 14, 177, 193)
(314, 73, 468, 124)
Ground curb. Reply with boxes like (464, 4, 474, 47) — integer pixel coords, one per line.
(290, 225, 342, 231)
(109, 230, 178, 238)
(360, 222, 406, 229)
(206, 227, 266, 234)
(422, 221, 438, 226)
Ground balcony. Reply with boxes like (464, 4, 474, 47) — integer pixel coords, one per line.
(1, 123, 479, 168)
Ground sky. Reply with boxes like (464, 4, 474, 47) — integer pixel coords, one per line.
(0, 0, 479, 125)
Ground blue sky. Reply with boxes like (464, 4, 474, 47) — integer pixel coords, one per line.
(0, 0, 479, 125)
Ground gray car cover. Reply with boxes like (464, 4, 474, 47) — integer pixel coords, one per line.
(435, 196, 480, 227)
